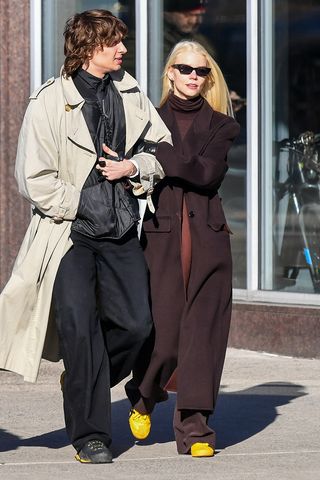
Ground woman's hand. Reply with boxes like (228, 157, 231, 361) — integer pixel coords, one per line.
(96, 144, 137, 180)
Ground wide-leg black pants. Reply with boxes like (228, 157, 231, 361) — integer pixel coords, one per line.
(52, 229, 152, 452)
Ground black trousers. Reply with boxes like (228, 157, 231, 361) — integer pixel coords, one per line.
(52, 229, 152, 452)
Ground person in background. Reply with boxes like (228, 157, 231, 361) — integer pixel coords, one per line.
(125, 40, 240, 457)
(0, 9, 171, 464)
(163, 0, 216, 60)
(121, 0, 214, 75)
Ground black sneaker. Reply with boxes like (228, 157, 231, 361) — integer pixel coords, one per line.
(75, 440, 113, 464)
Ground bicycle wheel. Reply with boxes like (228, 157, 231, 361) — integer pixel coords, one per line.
(299, 203, 320, 292)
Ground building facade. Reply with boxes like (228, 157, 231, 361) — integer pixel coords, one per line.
(1, 0, 320, 357)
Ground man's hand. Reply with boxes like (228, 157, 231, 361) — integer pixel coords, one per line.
(96, 144, 137, 180)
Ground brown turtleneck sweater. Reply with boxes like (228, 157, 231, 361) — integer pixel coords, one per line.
(167, 93, 204, 292)
(168, 93, 204, 140)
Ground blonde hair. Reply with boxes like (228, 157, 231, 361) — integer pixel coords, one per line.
(160, 40, 233, 116)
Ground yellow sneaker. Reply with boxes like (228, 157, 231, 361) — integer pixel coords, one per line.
(190, 442, 214, 457)
(129, 409, 151, 440)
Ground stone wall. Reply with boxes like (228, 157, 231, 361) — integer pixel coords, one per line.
(0, 0, 30, 289)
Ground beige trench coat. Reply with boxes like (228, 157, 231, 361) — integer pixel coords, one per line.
(0, 69, 171, 382)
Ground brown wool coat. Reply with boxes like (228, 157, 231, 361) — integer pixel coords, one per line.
(139, 99, 240, 411)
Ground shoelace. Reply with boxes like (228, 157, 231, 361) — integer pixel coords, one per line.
(86, 440, 106, 452)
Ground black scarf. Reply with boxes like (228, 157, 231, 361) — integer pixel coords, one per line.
(73, 68, 126, 158)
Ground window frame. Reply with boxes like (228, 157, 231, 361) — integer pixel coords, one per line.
(30, 0, 320, 306)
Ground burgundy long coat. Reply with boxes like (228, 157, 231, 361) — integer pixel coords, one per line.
(139, 99, 240, 411)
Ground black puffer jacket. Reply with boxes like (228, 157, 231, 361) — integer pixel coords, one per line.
(71, 68, 140, 239)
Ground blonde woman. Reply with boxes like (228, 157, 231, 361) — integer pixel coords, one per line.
(126, 41, 240, 457)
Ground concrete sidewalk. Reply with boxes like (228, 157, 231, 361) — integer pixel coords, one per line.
(0, 348, 319, 480)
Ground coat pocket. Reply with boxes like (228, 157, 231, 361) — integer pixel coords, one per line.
(207, 195, 229, 231)
(143, 215, 171, 233)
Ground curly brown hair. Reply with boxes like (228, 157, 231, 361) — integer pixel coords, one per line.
(63, 9, 128, 77)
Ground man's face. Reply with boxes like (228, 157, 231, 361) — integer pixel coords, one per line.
(84, 41, 127, 78)
(168, 11, 203, 34)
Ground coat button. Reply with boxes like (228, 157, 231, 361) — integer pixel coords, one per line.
(188, 211, 195, 218)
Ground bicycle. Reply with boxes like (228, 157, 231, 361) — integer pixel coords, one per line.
(275, 131, 320, 292)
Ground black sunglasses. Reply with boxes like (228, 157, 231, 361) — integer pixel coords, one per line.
(171, 64, 211, 77)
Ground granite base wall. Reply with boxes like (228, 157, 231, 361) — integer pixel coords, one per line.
(229, 302, 320, 358)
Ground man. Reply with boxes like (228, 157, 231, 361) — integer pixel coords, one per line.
(0, 10, 171, 464)
(163, 0, 215, 61)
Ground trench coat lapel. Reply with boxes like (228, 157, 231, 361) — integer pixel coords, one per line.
(62, 74, 96, 156)
(66, 107, 97, 156)
(123, 102, 150, 155)
(62, 69, 151, 157)
(111, 70, 150, 154)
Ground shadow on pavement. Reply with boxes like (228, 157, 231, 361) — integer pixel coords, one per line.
(214, 382, 306, 449)
(0, 382, 306, 457)
(111, 381, 306, 456)
(0, 428, 69, 452)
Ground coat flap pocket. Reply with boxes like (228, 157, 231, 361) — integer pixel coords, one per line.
(143, 215, 171, 233)
(208, 222, 233, 233)
(207, 195, 227, 231)
(208, 222, 225, 231)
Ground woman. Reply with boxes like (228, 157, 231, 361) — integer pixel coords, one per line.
(126, 40, 240, 457)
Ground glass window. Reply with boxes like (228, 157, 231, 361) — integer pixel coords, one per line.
(148, 0, 247, 288)
(261, 1, 320, 293)
(42, 0, 136, 81)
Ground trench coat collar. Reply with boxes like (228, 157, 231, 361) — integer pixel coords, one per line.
(60, 70, 95, 155)
(61, 67, 140, 105)
(61, 68, 84, 108)
(61, 67, 148, 156)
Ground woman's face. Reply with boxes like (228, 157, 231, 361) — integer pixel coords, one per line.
(168, 51, 208, 100)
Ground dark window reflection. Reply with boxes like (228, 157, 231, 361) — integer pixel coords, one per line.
(152, 1, 247, 288)
(42, 0, 135, 80)
(275, 2, 320, 138)
(162, 0, 216, 61)
(273, 1, 320, 293)
(202, 1, 247, 289)
(119, 0, 136, 77)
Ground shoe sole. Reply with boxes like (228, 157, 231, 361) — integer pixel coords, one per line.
(130, 432, 150, 440)
(75, 454, 112, 464)
(191, 452, 214, 457)
(75, 454, 91, 463)
(191, 449, 214, 458)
